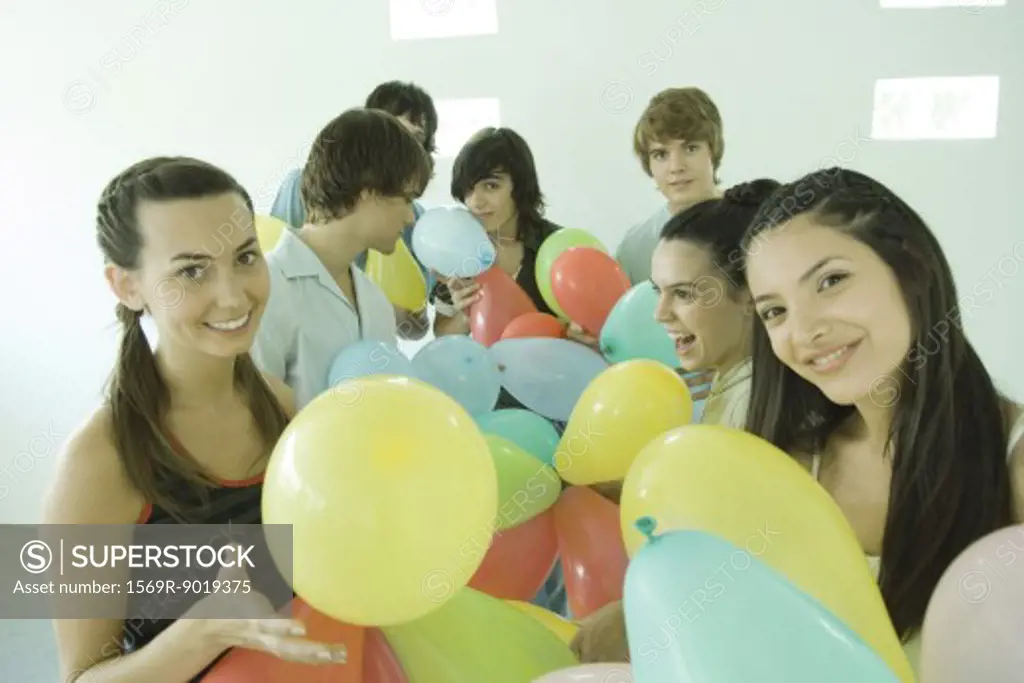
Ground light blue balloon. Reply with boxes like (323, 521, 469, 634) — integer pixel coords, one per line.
(411, 205, 496, 278)
(624, 519, 899, 683)
(411, 335, 501, 416)
(326, 339, 414, 388)
(489, 338, 610, 423)
(475, 409, 560, 468)
(600, 281, 679, 368)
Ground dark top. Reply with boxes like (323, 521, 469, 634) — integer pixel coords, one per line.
(121, 434, 285, 682)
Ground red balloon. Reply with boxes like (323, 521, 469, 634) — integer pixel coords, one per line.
(500, 312, 567, 340)
(201, 598, 364, 682)
(468, 509, 558, 601)
(550, 247, 631, 337)
(552, 486, 629, 619)
(364, 629, 407, 683)
(469, 266, 538, 347)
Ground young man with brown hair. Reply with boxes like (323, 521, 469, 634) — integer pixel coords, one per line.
(615, 86, 725, 285)
(251, 108, 432, 409)
(270, 81, 439, 340)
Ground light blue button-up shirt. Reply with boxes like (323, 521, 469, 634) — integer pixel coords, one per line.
(250, 229, 397, 409)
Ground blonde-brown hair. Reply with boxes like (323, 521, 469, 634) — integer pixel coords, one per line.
(633, 87, 724, 180)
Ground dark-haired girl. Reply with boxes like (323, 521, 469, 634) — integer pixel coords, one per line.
(570, 179, 779, 663)
(742, 167, 1024, 671)
(44, 157, 346, 682)
(431, 126, 597, 346)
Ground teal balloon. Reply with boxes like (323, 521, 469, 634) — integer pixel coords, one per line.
(600, 281, 679, 368)
(475, 409, 560, 468)
(327, 339, 414, 387)
(624, 519, 899, 683)
(411, 335, 501, 416)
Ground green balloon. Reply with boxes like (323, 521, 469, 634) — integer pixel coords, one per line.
(485, 434, 561, 531)
(600, 281, 680, 368)
(535, 228, 607, 318)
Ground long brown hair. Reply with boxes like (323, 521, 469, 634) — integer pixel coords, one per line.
(742, 168, 1014, 640)
(96, 156, 290, 522)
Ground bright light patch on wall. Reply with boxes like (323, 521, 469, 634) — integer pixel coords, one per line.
(879, 0, 1005, 8)
(871, 76, 999, 140)
(389, 0, 498, 41)
(434, 98, 501, 158)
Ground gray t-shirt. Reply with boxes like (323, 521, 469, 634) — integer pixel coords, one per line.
(614, 204, 673, 285)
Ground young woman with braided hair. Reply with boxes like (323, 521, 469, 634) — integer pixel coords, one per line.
(43, 157, 347, 682)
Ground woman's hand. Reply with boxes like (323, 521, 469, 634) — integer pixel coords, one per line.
(446, 276, 482, 315)
(192, 552, 347, 665)
(570, 600, 629, 663)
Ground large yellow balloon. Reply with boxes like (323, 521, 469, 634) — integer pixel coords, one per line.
(365, 238, 427, 312)
(383, 588, 578, 681)
(620, 424, 914, 683)
(506, 600, 579, 644)
(555, 360, 692, 485)
(255, 214, 288, 252)
(262, 376, 498, 627)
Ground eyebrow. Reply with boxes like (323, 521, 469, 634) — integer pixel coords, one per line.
(752, 255, 845, 304)
(653, 279, 695, 290)
(171, 236, 258, 262)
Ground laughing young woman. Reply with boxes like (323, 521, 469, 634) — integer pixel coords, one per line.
(742, 167, 1024, 673)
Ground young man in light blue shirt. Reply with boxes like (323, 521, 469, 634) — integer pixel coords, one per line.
(252, 108, 432, 409)
(271, 81, 438, 341)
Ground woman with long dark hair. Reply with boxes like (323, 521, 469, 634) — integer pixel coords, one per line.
(43, 157, 346, 682)
(741, 167, 1024, 669)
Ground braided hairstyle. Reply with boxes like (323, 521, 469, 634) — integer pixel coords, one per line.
(96, 157, 290, 522)
(659, 178, 781, 295)
(740, 167, 1014, 640)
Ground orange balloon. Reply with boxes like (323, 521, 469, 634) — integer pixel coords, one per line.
(552, 486, 629, 619)
(501, 312, 568, 340)
(201, 598, 364, 682)
(364, 629, 407, 683)
(551, 247, 631, 336)
(468, 509, 559, 601)
(469, 267, 538, 347)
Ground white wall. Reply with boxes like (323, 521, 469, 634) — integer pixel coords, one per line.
(1, 1, 1021, 679)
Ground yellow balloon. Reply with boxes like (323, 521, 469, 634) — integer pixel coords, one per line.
(255, 214, 288, 252)
(365, 238, 427, 312)
(506, 600, 579, 644)
(383, 588, 578, 681)
(555, 360, 692, 485)
(620, 424, 914, 683)
(262, 376, 498, 627)
(486, 434, 562, 531)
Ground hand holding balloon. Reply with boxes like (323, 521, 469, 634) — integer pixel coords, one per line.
(446, 276, 482, 314)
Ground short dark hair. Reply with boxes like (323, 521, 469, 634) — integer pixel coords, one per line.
(450, 127, 551, 249)
(301, 108, 432, 224)
(365, 81, 439, 155)
(660, 179, 780, 292)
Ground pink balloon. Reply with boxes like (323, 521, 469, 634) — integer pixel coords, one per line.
(920, 524, 1024, 682)
(532, 663, 633, 682)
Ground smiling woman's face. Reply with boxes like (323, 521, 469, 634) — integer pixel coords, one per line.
(745, 214, 913, 406)
(107, 192, 270, 359)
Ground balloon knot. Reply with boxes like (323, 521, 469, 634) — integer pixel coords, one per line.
(635, 516, 657, 540)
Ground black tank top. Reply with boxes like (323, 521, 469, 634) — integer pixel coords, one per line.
(120, 433, 288, 681)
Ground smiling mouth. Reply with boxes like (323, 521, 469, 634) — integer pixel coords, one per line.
(205, 312, 251, 332)
(806, 340, 861, 372)
(675, 334, 697, 353)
